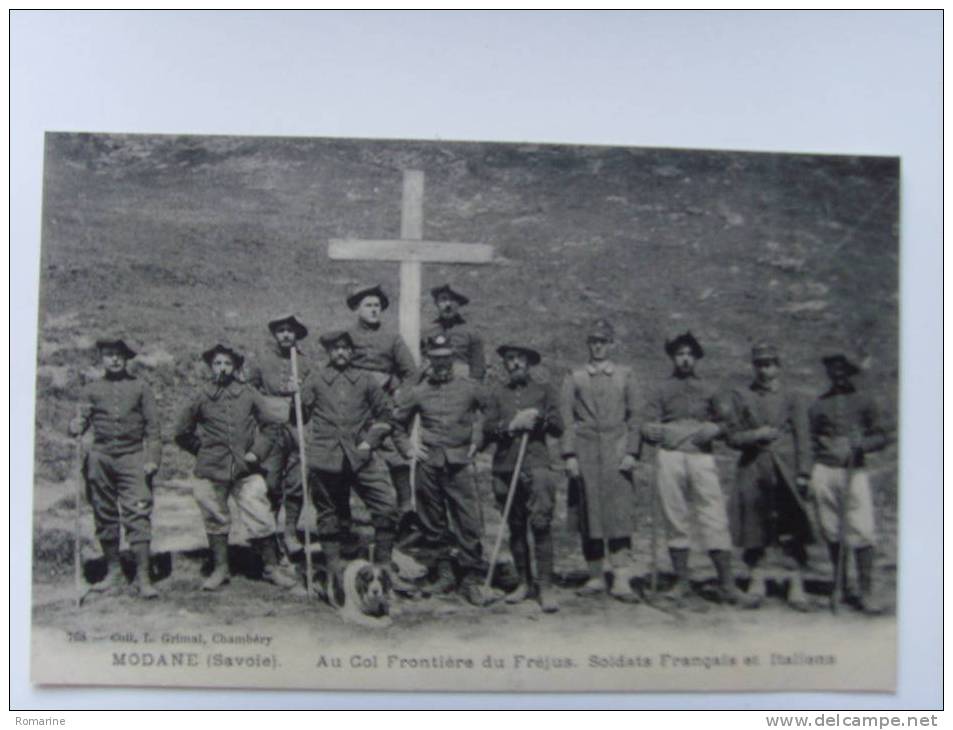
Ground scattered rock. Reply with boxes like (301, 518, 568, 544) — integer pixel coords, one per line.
(782, 300, 828, 313)
(699, 288, 715, 301)
(138, 349, 176, 370)
(654, 165, 680, 178)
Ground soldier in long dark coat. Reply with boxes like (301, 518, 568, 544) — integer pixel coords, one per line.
(560, 319, 642, 603)
(721, 344, 814, 611)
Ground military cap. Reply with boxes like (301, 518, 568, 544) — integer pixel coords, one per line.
(821, 353, 861, 376)
(665, 331, 704, 359)
(95, 335, 137, 360)
(267, 313, 308, 340)
(346, 283, 390, 311)
(751, 343, 780, 363)
(587, 319, 615, 342)
(202, 343, 244, 369)
(319, 330, 356, 350)
(430, 284, 469, 306)
(496, 343, 541, 366)
(425, 333, 455, 357)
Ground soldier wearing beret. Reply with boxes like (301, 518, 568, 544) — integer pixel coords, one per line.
(483, 344, 564, 613)
(296, 330, 405, 585)
(392, 333, 487, 601)
(560, 319, 643, 603)
(69, 336, 162, 599)
(345, 284, 419, 527)
(174, 344, 297, 591)
(720, 344, 814, 611)
(421, 284, 486, 381)
(245, 313, 313, 559)
(639, 331, 750, 607)
(808, 353, 889, 615)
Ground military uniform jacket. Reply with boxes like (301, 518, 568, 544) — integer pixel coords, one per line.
(421, 314, 485, 380)
(245, 343, 315, 424)
(173, 382, 270, 482)
(347, 322, 417, 393)
(641, 373, 721, 454)
(560, 361, 641, 539)
(392, 376, 485, 467)
(298, 366, 393, 473)
(809, 384, 888, 468)
(75, 372, 162, 466)
(483, 377, 563, 474)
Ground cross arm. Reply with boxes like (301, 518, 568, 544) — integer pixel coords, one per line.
(328, 238, 495, 264)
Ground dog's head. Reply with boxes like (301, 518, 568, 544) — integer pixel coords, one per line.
(348, 561, 392, 618)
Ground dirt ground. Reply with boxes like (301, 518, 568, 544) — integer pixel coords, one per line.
(32, 458, 898, 679)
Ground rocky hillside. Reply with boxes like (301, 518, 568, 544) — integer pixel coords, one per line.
(35, 133, 899, 486)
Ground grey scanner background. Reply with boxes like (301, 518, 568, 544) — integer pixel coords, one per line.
(10, 10, 941, 710)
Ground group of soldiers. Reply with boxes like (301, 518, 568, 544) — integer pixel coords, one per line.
(68, 281, 889, 616)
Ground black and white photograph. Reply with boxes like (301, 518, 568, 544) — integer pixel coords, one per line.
(30, 132, 900, 691)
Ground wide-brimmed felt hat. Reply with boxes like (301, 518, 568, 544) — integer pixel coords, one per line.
(425, 333, 454, 357)
(346, 283, 390, 311)
(95, 335, 137, 360)
(587, 318, 615, 342)
(430, 284, 469, 306)
(751, 343, 780, 363)
(202, 343, 244, 369)
(496, 343, 541, 366)
(821, 353, 860, 376)
(665, 331, 704, 359)
(267, 313, 308, 340)
(319, 330, 355, 350)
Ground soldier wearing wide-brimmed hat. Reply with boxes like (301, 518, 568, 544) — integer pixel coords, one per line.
(174, 342, 297, 592)
(295, 328, 407, 587)
(559, 319, 643, 603)
(245, 313, 314, 559)
(344, 283, 418, 531)
(640, 330, 751, 608)
(392, 333, 487, 602)
(421, 283, 485, 381)
(720, 343, 814, 611)
(808, 351, 889, 615)
(69, 334, 162, 599)
(484, 342, 563, 612)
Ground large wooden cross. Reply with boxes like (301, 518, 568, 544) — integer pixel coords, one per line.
(329, 170, 494, 364)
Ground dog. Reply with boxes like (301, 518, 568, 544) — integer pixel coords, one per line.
(315, 559, 394, 628)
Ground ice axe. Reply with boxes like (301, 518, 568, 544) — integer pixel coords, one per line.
(830, 451, 854, 615)
(290, 348, 313, 598)
(483, 432, 529, 591)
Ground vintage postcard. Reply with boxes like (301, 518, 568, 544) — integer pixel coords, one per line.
(31, 133, 898, 691)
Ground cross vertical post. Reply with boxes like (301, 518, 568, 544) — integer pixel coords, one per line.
(399, 170, 425, 365)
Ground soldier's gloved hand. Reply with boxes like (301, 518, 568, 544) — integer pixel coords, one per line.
(68, 417, 85, 436)
(754, 426, 781, 444)
(641, 422, 664, 445)
(508, 408, 539, 432)
(691, 422, 722, 447)
(795, 475, 811, 499)
(618, 454, 637, 474)
(244, 451, 259, 464)
(408, 443, 430, 462)
(143, 462, 158, 477)
(565, 456, 581, 479)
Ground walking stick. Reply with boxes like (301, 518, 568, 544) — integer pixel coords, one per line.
(649, 462, 659, 595)
(483, 432, 529, 591)
(830, 452, 853, 614)
(290, 349, 313, 598)
(73, 435, 85, 608)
